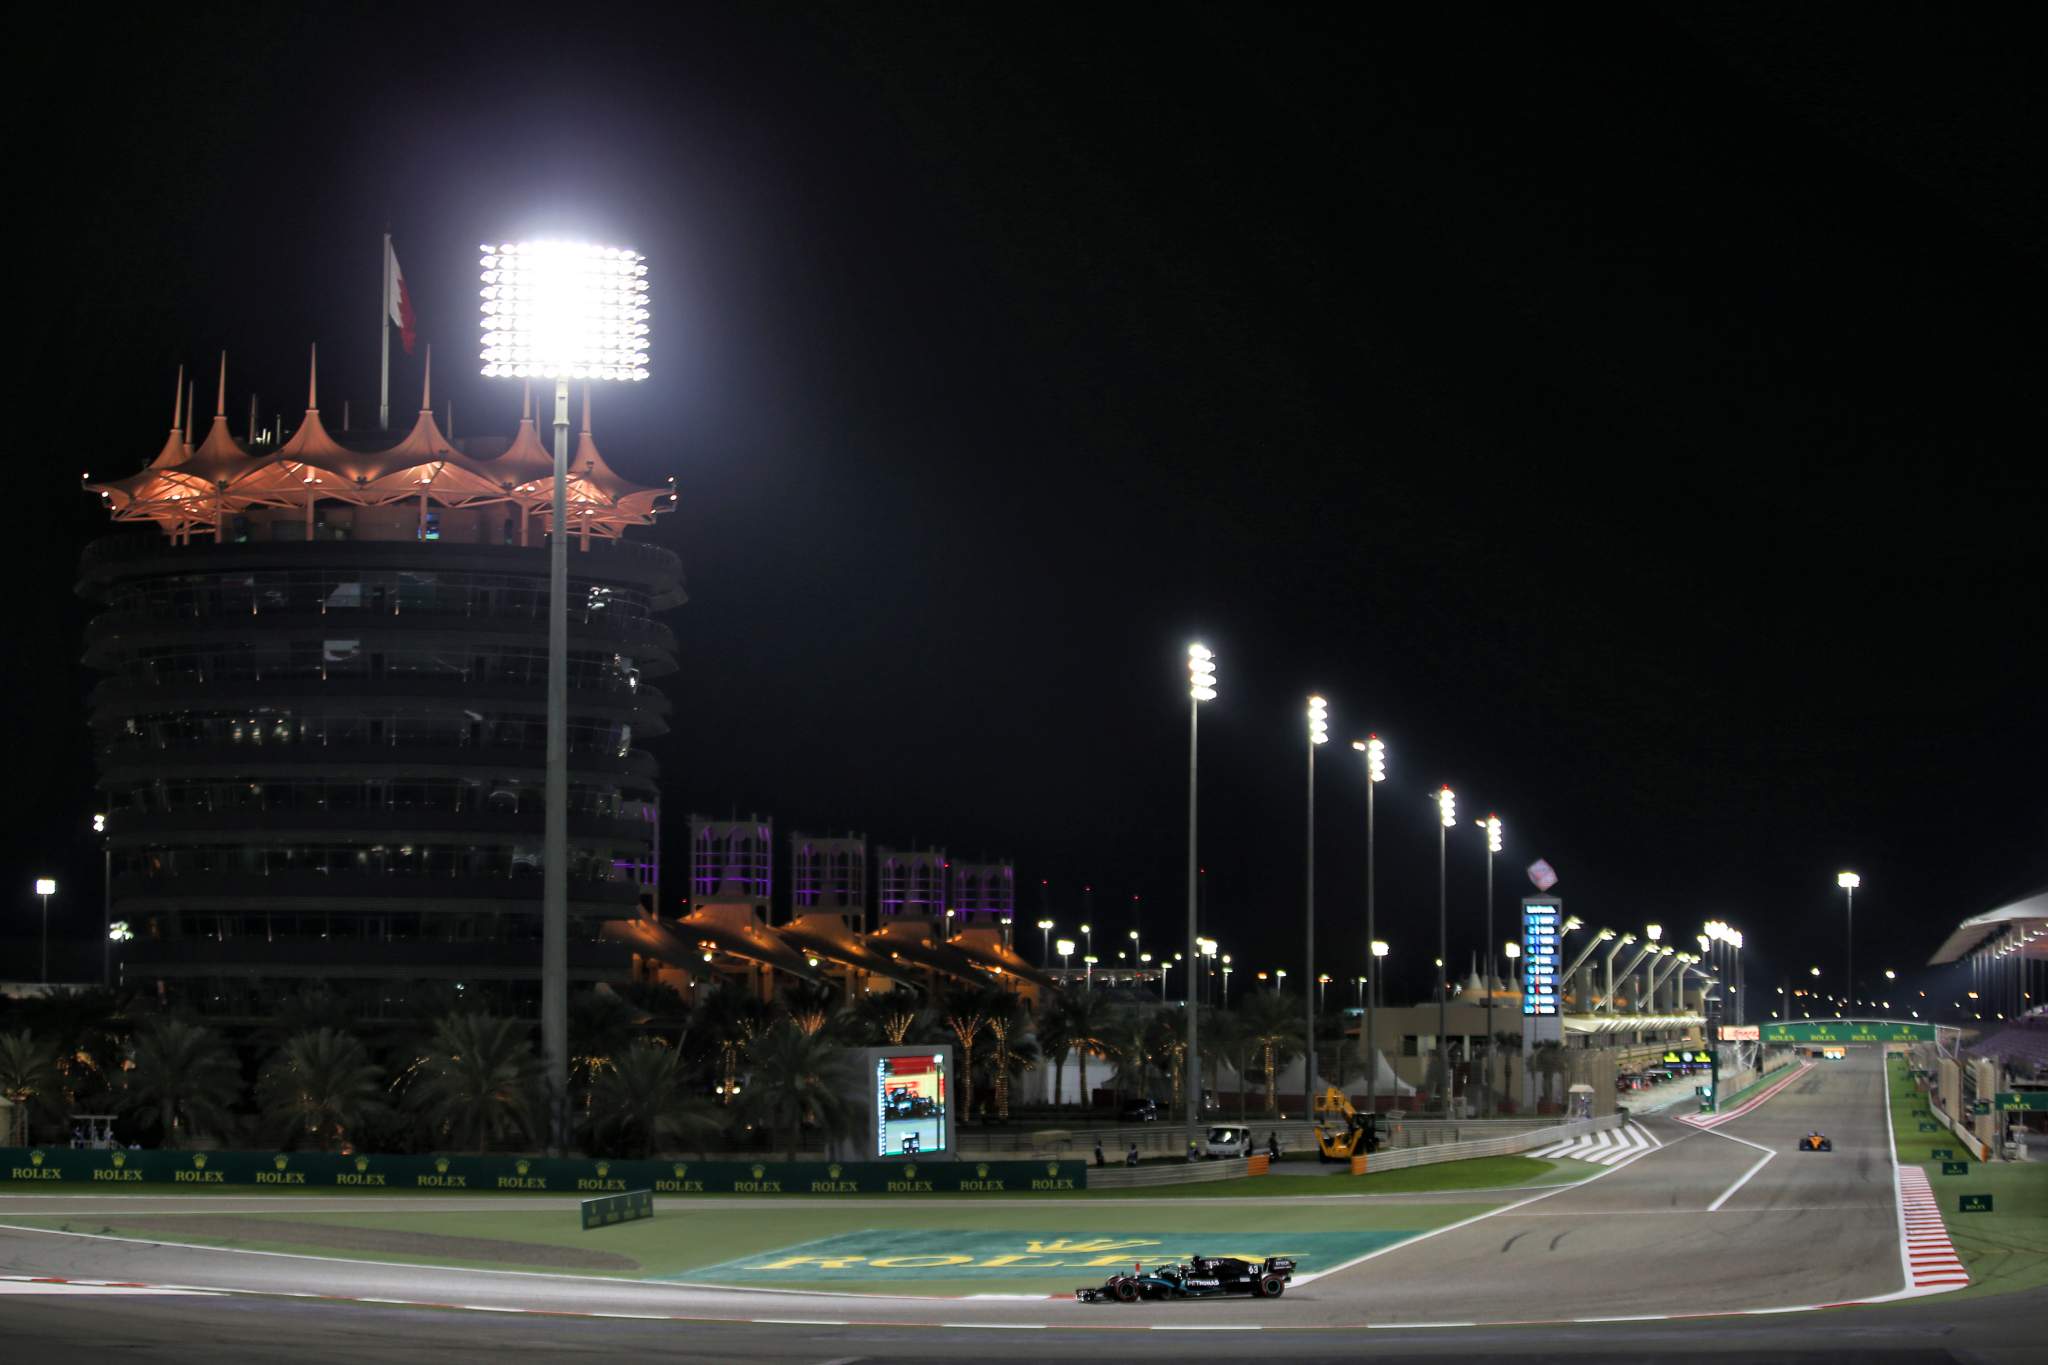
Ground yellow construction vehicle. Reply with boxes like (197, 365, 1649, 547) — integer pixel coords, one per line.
(1312, 1086, 1381, 1161)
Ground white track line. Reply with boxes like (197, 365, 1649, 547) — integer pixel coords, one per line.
(1704, 1129, 1777, 1212)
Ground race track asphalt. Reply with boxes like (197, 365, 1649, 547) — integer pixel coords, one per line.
(1, 1048, 2039, 1361)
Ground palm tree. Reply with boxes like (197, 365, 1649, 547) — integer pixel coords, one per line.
(982, 989, 1032, 1120)
(1057, 991, 1115, 1112)
(406, 1014, 542, 1152)
(570, 990, 647, 1099)
(1035, 996, 1074, 1105)
(584, 1041, 723, 1158)
(117, 1018, 242, 1147)
(740, 1021, 856, 1159)
(693, 986, 773, 1107)
(1531, 1041, 1569, 1113)
(973, 1034, 1040, 1117)
(1198, 1006, 1245, 1116)
(849, 987, 926, 1046)
(256, 1028, 388, 1151)
(21, 987, 128, 1116)
(1237, 991, 1303, 1115)
(0, 1031, 60, 1146)
(1105, 1007, 1153, 1109)
(778, 981, 838, 1036)
(1146, 1008, 1189, 1111)
(940, 985, 997, 1120)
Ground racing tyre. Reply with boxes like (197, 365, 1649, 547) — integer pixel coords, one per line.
(1259, 1275, 1286, 1299)
(1113, 1279, 1138, 1303)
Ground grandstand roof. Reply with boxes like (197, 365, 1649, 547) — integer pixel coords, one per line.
(1928, 889, 2048, 965)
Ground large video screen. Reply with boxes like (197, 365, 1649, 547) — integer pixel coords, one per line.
(876, 1052, 948, 1158)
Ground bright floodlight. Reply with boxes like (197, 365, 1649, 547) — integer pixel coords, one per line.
(1037, 918, 1054, 930)
(1479, 814, 1502, 853)
(1371, 940, 1389, 958)
(1646, 923, 1662, 941)
(1188, 643, 1217, 701)
(34, 878, 55, 896)
(1837, 871, 1860, 889)
(1307, 695, 1329, 744)
(1437, 785, 1455, 828)
(1056, 938, 1075, 956)
(1351, 733, 1388, 782)
(479, 241, 650, 381)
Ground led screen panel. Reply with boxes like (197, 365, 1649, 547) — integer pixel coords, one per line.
(1521, 898, 1562, 1016)
(876, 1052, 949, 1158)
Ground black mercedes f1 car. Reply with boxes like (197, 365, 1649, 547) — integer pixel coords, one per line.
(1076, 1255, 1296, 1302)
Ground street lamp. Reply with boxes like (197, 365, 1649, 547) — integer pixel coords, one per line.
(1355, 975, 1367, 1011)
(1475, 812, 1502, 1114)
(1304, 695, 1328, 1107)
(1837, 872, 1860, 1010)
(1275, 967, 1289, 994)
(1081, 923, 1093, 986)
(1318, 972, 1332, 1010)
(1353, 734, 1387, 1115)
(1038, 918, 1055, 965)
(1186, 643, 1216, 1143)
(1435, 785, 1455, 1114)
(1602, 932, 1635, 1013)
(94, 812, 111, 987)
(480, 239, 649, 1153)
(1056, 938, 1074, 972)
(34, 878, 56, 982)
(1221, 954, 1233, 1005)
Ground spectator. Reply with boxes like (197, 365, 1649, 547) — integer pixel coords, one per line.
(1267, 1131, 1280, 1159)
(1126, 1142, 1140, 1167)
(1094, 1141, 1105, 1168)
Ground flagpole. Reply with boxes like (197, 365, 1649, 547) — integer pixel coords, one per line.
(380, 231, 392, 429)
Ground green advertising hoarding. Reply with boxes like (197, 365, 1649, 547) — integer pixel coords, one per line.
(0, 1148, 1084, 1194)
(1757, 1019, 1935, 1044)
(1995, 1092, 2047, 1113)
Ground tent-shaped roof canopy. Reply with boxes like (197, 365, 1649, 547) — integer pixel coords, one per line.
(87, 353, 675, 541)
(773, 914, 924, 991)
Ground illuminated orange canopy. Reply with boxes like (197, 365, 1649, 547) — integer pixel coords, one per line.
(88, 350, 676, 541)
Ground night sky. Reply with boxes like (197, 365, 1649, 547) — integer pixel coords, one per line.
(14, 5, 2044, 1010)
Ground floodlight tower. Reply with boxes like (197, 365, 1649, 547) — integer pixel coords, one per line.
(480, 239, 650, 1151)
(1435, 785, 1455, 1113)
(1837, 872, 1860, 1012)
(1304, 695, 1328, 1111)
(1475, 813, 1502, 1114)
(34, 878, 56, 982)
(1352, 735, 1387, 1114)
(1185, 643, 1217, 1143)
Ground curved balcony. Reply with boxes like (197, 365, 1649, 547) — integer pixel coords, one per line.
(82, 609, 678, 673)
(79, 534, 686, 605)
(97, 743, 660, 783)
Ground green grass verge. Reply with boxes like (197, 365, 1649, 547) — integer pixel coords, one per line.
(1887, 1055, 2048, 1303)
(1713, 1061, 1800, 1111)
(6, 1197, 1492, 1296)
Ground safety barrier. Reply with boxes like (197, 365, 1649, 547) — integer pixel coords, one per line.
(0, 1148, 1086, 1194)
(1352, 1112, 1626, 1173)
(1087, 1156, 1255, 1188)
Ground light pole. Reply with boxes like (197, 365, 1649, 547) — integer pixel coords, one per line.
(1186, 644, 1216, 1141)
(1275, 968, 1288, 994)
(1304, 695, 1327, 1109)
(1318, 973, 1332, 1011)
(94, 813, 111, 988)
(1355, 975, 1366, 1011)
(34, 878, 57, 982)
(1056, 937, 1074, 973)
(1435, 784, 1455, 1115)
(1038, 918, 1055, 966)
(1221, 955, 1233, 1005)
(1838, 872, 1860, 1014)
(1601, 932, 1635, 1013)
(1353, 735, 1387, 1115)
(1081, 923, 1093, 987)
(1475, 813, 1502, 1114)
(480, 239, 650, 1152)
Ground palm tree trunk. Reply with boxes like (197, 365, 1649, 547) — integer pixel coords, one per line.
(1078, 1048, 1090, 1110)
(1052, 1052, 1067, 1106)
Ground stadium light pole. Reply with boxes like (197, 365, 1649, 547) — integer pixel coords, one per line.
(1186, 645, 1216, 1144)
(94, 813, 110, 987)
(1304, 696, 1328, 1113)
(1352, 736, 1387, 1115)
(1838, 872, 1860, 1014)
(34, 877, 57, 982)
(1056, 938, 1074, 973)
(480, 239, 650, 1152)
(1435, 785, 1456, 1115)
(1475, 813, 1502, 1114)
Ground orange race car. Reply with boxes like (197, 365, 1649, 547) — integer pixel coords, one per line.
(1797, 1132, 1834, 1152)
